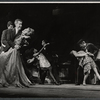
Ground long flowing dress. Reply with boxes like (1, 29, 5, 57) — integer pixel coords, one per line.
(0, 28, 34, 87)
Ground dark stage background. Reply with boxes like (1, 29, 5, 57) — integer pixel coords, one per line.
(0, 3, 100, 61)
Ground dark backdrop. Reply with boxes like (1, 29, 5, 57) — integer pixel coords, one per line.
(0, 3, 100, 61)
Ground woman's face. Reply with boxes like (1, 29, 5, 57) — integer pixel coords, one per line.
(26, 28, 34, 36)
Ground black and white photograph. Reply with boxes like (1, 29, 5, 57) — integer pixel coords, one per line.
(0, 2, 100, 98)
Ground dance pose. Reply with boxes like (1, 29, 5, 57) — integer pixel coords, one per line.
(71, 40, 100, 85)
(27, 42, 59, 85)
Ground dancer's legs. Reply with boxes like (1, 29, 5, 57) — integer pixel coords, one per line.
(83, 70, 90, 85)
(48, 67, 59, 84)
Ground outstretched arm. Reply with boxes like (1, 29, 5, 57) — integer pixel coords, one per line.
(27, 53, 39, 63)
(71, 50, 87, 57)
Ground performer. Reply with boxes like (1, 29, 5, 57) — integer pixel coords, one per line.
(27, 41, 59, 85)
(0, 19, 34, 87)
(74, 40, 99, 85)
(71, 40, 100, 85)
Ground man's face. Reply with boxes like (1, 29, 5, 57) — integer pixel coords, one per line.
(42, 40, 45, 46)
(80, 41, 87, 48)
(15, 21, 22, 30)
(8, 25, 13, 29)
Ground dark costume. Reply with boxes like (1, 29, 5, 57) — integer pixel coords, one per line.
(1, 28, 17, 52)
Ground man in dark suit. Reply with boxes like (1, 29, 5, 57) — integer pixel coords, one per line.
(1, 19, 22, 52)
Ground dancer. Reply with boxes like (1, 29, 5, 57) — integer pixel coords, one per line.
(27, 43, 59, 85)
(71, 40, 100, 85)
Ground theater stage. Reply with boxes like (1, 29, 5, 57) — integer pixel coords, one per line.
(0, 84, 100, 98)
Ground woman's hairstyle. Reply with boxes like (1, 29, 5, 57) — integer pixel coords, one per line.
(77, 39, 85, 45)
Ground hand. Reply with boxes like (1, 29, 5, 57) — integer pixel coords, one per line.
(27, 58, 34, 63)
(44, 47, 46, 50)
(14, 45, 20, 49)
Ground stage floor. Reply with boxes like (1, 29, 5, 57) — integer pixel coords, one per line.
(0, 84, 100, 98)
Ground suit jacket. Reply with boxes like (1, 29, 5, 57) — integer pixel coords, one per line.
(1, 28, 21, 52)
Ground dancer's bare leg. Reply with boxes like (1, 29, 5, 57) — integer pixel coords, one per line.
(49, 67, 58, 84)
(83, 71, 90, 85)
(93, 68, 100, 80)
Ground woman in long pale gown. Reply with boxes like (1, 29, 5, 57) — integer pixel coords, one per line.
(0, 27, 34, 87)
